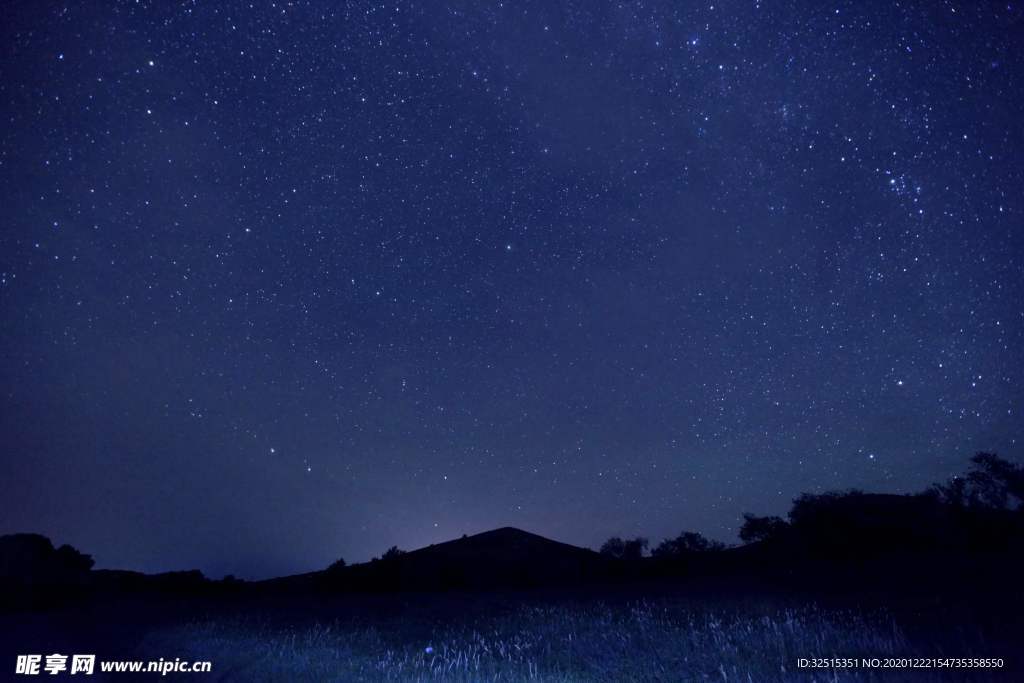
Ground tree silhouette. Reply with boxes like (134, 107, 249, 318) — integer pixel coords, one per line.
(599, 536, 648, 560)
(327, 557, 347, 572)
(380, 546, 405, 561)
(931, 452, 1023, 510)
(651, 531, 724, 559)
(788, 490, 865, 528)
(54, 543, 94, 573)
(738, 514, 790, 544)
(0, 534, 93, 586)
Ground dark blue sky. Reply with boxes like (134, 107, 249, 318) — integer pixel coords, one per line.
(1, 0, 1021, 579)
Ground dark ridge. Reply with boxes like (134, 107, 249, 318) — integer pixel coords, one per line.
(262, 526, 613, 593)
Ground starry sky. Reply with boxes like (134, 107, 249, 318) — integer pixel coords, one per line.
(1, 1, 1021, 579)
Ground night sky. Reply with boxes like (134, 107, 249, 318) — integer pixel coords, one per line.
(1, 1, 1021, 580)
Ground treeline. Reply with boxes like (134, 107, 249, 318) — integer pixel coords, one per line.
(599, 452, 1024, 564)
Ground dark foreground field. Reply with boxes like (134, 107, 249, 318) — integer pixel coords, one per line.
(3, 583, 1020, 682)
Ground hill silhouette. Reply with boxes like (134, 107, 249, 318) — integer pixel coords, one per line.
(267, 527, 615, 592)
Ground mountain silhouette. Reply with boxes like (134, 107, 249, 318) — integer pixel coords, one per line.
(269, 527, 615, 592)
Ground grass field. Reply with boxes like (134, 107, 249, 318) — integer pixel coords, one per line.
(138, 598, 1007, 681)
